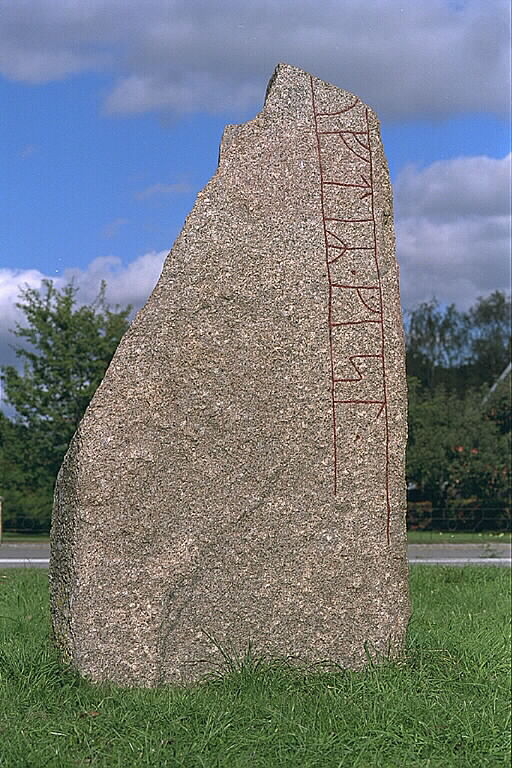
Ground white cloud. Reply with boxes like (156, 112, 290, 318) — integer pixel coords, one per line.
(0, 268, 48, 369)
(135, 181, 192, 201)
(102, 218, 128, 239)
(0, 40, 101, 83)
(0, 251, 167, 401)
(395, 154, 511, 309)
(20, 144, 37, 158)
(0, 0, 509, 120)
(61, 251, 167, 308)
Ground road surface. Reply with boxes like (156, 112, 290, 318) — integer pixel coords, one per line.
(0, 541, 510, 568)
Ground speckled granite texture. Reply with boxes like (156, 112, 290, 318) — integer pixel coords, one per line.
(49, 63, 410, 687)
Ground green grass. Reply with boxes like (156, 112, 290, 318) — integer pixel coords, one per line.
(407, 530, 511, 544)
(0, 567, 510, 767)
(0, 532, 50, 543)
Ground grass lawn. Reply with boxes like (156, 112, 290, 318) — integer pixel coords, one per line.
(406, 530, 511, 544)
(0, 567, 510, 767)
(0, 532, 51, 543)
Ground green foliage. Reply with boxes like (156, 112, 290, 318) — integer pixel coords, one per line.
(405, 290, 511, 529)
(0, 279, 131, 530)
(467, 291, 512, 385)
(483, 368, 512, 436)
(406, 291, 511, 393)
(407, 377, 511, 528)
(406, 300, 468, 389)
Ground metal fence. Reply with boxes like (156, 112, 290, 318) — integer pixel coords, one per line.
(407, 502, 511, 533)
(2, 503, 511, 536)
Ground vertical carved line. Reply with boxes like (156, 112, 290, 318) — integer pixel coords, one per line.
(365, 108, 392, 545)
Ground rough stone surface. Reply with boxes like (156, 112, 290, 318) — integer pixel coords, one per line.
(49, 63, 410, 687)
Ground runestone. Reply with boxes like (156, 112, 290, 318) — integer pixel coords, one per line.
(50, 63, 410, 687)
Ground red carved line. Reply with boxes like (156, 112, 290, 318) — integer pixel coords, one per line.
(325, 229, 346, 245)
(327, 247, 347, 264)
(334, 353, 383, 383)
(323, 181, 370, 189)
(331, 283, 380, 289)
(365, 106, 391, 545)
(331, 319, 381, 326)
(323, 177, 372, 202)
(340, 134, 370, 164)
(326, 237, 373, 254)
(326, 218, 372, 223)
(328, 251, 346, 265)
(334, 399, 384, 404)
(310, 75, 338, 494)
(319, 129, 367, 135)
(335, 399, 386, 419)
(318, 131, 367, 139)
(354, 134, 370, 151)
(328, 245, 373, 251)
(356, 288, 381, 314)
(315, 97, 359, 115)
(319, 129, 370, 149)
(325, 231, 348, 264)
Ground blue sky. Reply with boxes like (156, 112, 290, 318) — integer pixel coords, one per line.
(0, 0, 510, 374)
(1, 74, 241, 274)
(1, 74, 509, 276)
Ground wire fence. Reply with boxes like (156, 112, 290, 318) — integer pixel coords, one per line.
(1, 503, 511, 536)
(407, 502, 511, 533)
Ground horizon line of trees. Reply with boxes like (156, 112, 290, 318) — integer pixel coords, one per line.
(0, 281, 510, 533)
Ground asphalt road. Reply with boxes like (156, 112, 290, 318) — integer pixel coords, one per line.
(407, 541, 511, 567)
(0, 541, 510, 568)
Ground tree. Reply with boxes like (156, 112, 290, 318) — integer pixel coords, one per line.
(405, 291, 511, 394)
(467, 291, 512, 389)
(405, 299, 469, 390)
(483, 369, 512, 436)
(0, 279, 131, 530)
(0, 412, 51, 530)
(407, 377, 511, 530)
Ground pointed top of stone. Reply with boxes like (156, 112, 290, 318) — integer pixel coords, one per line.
(264, 62, 364, 117)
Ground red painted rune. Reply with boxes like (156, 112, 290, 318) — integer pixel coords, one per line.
(310, 76, 392, 543)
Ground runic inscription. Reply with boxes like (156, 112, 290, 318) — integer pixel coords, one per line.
(310, 77, 391, 542)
